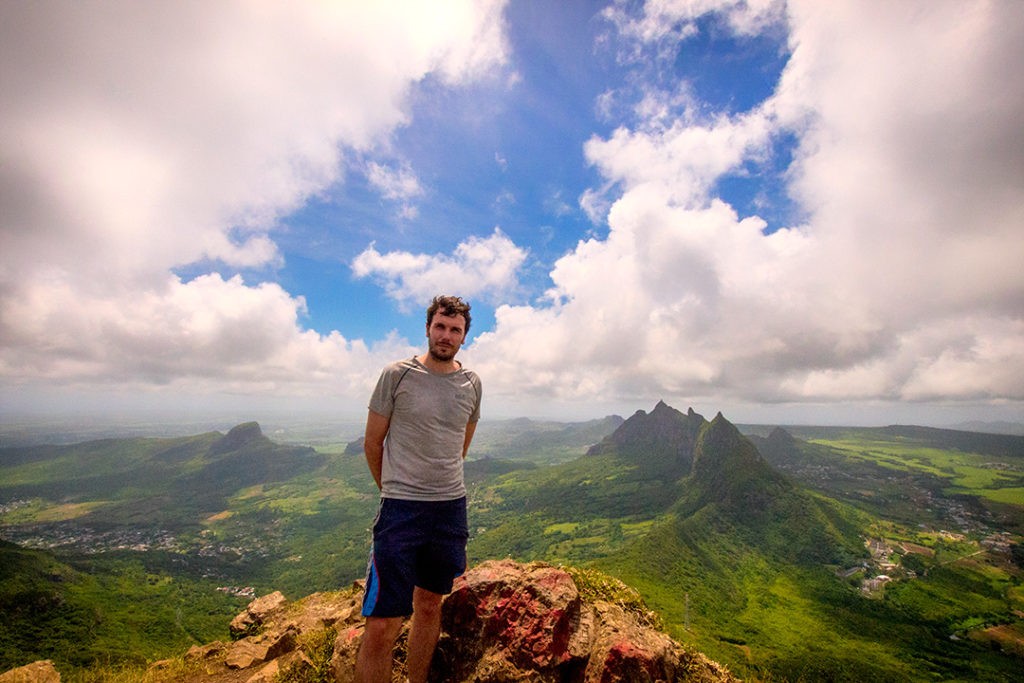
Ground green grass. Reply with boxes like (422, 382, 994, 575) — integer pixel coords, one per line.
(563, 565, 663, 629)
(274, 626, 337, 683)
(0, 498, 109, 524)
(544, 521, 578, 534)
(598, 536, 916, 681)
(972, 487, 1024, 506)
(810, 437, 1024, 506)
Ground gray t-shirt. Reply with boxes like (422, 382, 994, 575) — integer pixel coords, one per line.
(368, 357, 482, 501)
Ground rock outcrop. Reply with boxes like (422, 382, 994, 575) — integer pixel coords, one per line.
(132, 559, 735, 683)
(0, 660, 60, 682)
(425, 560, 735, 683)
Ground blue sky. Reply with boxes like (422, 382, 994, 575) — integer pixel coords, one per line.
(2, 1, 1023, 428)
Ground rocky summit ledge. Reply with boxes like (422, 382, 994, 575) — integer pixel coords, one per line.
(3, 560, 737, 683)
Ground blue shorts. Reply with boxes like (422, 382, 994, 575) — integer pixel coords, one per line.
(361, 497, 468, 618)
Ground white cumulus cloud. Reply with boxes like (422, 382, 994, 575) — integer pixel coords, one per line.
(471, 0, 1024, 419)
(0, 0, 508, 401)
(352, 229, 528, 307)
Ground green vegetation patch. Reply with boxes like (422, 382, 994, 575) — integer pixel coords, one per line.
(1, 498, 110, 524)
(978, 487, 1024, 506)
(563, 565, 662, 630)
(272, 626, 338, 683)
(811, 436, 1024, 507)
(5, 419, 1022, 682)
(0, 543, 243, 676)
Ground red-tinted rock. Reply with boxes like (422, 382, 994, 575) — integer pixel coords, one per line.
(432, 560, 737, 683)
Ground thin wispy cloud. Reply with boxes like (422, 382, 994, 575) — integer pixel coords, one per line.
(366, 162, 425, 202)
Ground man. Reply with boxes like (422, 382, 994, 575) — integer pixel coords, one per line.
(355, 295, 482, 683)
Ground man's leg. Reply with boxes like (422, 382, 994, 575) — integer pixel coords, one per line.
(405, 587, 444, 683)
(355, 615, 404, 683)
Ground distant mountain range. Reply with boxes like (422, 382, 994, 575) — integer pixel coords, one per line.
(467, 403, 1023, 681)
(0, 421, 324, 527)
(1, 406, 1021, 681)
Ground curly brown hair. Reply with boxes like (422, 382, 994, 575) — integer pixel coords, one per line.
(426, 295, 472, 334)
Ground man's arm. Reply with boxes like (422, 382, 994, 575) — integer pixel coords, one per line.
(364, 409, 390, 490)
(462, 420, 478, 459)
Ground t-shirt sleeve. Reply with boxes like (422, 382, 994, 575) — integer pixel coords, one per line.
(368, 365, 399, 418)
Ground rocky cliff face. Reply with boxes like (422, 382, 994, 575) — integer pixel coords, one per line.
(137, 560, 736, 683)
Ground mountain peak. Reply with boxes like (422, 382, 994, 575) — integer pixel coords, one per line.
(210, 421, 265, 454)
(751, 427, 803, 468)
(693, 412, 765, 477)
(587, 402, 706, 477)
(687, 413, 791, 516)
(228, 421, 262, 438)
(766, 426, 798, 448)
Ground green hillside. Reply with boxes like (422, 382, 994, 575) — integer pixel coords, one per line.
(0, 540, 243, 674)
(751, 424, 1024, 533)
(0, 422, 326, 526)
(1, 412, 1022, 681)
(467, 406, 1024, 681)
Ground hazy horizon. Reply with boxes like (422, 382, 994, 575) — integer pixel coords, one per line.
(4, 400, 1023, 450)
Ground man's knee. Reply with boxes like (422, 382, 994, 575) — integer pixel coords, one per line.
(412, 587, 444, 620)
(361, 616, 404, 650)
(411, 589, 444, 610)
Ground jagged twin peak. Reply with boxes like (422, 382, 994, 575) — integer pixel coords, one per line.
(587, 401, 778, 488)
(587, 401, 705, 476)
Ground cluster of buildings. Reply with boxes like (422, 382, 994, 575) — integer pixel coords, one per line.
(1, 522, 179, 554)
(851, 529, 1020, 597)
(216, 585, 257, 598)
